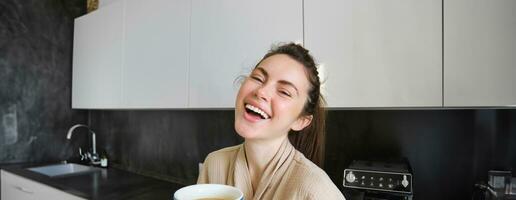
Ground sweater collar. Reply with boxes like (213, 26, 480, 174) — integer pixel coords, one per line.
(234, 139, 296, 200)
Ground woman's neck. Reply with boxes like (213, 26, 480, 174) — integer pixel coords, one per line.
(244, 136, 288, 191)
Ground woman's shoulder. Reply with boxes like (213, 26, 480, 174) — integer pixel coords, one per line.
(290, 152, 329, 180)
(204, 144, 242, 162)
(287, 152, 346, 199)
(198, 144, 242, 184)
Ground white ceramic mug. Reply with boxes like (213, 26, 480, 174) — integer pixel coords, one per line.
(173, 184, 244, 200)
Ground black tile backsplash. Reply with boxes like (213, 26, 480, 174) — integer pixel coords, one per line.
(0, 0, 88, 164)
(90, 110, 242, 184)
(326, 110, 515, 199)
(90, 109, 515, 199)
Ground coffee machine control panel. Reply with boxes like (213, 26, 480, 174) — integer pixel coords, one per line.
(343, 169, 413, 194)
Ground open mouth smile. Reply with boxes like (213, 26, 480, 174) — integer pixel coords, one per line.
(244, 104, 270, 120)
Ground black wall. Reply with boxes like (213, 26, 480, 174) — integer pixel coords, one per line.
(325, 110, 516, 199)
(91, 109, 516, 200)
(90, 110, 242, 184)
(0, 0, 88, 163)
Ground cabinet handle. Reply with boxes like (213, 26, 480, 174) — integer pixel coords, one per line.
(12, 185, 34, 194)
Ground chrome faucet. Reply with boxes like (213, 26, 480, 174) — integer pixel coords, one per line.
(66, 124, 100, 165)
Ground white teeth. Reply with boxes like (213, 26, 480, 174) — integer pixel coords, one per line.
(245, 104, 269, 119)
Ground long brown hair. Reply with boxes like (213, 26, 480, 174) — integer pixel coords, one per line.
(255, 43, 326, 167)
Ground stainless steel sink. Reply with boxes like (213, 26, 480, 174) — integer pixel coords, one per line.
(27, 163, 99, 177)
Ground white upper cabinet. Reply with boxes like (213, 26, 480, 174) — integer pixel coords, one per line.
(73, 0, 124, 109)
(305, 0, 442, 108)
(124, 0, 190, 108)
(188, 0, 303, 108)
(73, 0, 190, 109)
(444, 0, 516, 107)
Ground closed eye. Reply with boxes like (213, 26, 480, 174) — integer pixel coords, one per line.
(250, 76, 264, 83)
(279, 90, 292, 97)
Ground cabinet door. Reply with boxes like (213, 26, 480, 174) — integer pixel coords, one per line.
(189, 0, 303, 108)
(305, 0, 442, 107)
(1, 170, 85, 200)
(72, 0, 124, 109)
(444, 0, 516, 107)
(124, 0, 190, 108)
(2, 171, 36, 200)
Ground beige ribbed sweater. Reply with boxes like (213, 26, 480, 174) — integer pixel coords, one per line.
(197, 140, 345, 200)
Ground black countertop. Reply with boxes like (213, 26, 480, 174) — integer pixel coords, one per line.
(0, 162, 186, 200)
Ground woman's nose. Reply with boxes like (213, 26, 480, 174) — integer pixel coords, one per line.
(255, 84, 272, 102)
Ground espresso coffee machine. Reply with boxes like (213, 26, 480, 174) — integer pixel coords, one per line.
(343, 159, 414, 200)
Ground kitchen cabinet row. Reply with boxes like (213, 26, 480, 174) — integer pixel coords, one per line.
(72, 0, 516, 109)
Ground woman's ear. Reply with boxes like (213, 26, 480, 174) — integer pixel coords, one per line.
(291, 115, 313, 131)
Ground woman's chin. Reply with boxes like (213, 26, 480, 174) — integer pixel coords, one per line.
(235, 127, 254, 139)
(235, 124, 260, 139)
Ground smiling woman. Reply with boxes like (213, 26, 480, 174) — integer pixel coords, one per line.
(198, 43, 345, 200)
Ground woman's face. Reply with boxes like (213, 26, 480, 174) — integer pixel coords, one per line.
(235, 54, 313, 141)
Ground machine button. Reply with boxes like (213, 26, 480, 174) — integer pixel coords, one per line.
(402, 175, 409, 188)
(345, 171, 356, 183)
